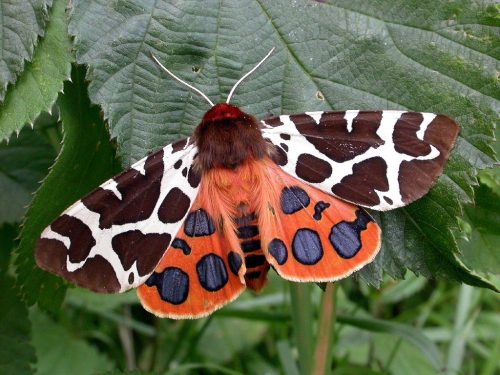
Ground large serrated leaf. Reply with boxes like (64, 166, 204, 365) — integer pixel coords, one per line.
(67, 0, 498, 289)
(0, 0, 72, 141)
(14, 66, 117, 311)
(0, 127, 56, 225)
(0, 0, 52, 101)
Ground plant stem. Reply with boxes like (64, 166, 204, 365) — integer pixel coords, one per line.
(312, 283, 337, 375)
(289, 282, 314, 375)
(117, 306, 136, 370)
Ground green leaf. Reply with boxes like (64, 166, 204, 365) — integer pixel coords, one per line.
(0, 127, 56, 224)
(459, 169, 500, 275)
(68, 0, 497, 289)
(337, 315, 443, 370)
(0, 275, 36, 375)
(30, 308, 113, 375)
(14, 65, 117, 311)
(0, 0, 52, 101)
(196, 318, 267, 364)
(372, 334, 438, 375)
(0, 0, 72, 141)
(276, 340, 301, 375)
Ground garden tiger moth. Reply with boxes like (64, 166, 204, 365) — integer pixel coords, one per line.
(35, 49, 459, 319)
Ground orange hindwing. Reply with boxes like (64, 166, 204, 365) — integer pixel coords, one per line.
(258, 161, 381, 282)
(138, 157, 381, 318)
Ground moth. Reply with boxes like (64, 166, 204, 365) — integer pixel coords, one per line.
(35, 49, 459, 319)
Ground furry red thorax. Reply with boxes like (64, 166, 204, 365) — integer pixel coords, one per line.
(193, 103, 270, 171)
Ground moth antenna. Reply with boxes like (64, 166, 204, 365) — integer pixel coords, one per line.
(150, 53, 215, 107)
(226, 47, 276, 104)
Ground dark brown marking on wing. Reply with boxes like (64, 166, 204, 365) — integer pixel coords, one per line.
(331, 157, 389, 206)
(158, 187, 191, 224)
(264, 116, 284, 126)
(35, 238, 120, 293)
(82, 150, 165, 229)
(50, 214, 95, 263)
(111, 230, 171, 276)
(172, 138, 188, 152)
(272, 145, 288, 166)
(296, 153, 333, 183)
(393, 112, 431, 157)
(290, 111, 384, 162)
(187, 167, 201, 188)
(398, 114, 459, 203)
(280, 133, 291, 140)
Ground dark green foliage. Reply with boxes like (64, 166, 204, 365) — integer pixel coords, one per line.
(0, 0, 497, 374)
(15, 65, 118, 311)
(0, 128, 56, 224)
(0, 225, 36, 375)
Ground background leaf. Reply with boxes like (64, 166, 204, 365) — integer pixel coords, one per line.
(460, 168, 500, 275)
(0, 275, 36, 375)
(0, 0, 52, 101)
(196, 318, 267, 364)
(15, 65, 118, 311)
(0, 225, 36, 375)
(0, 0, 72, 141)
(68, 0, 498, 289)
(30, 308, 113, 375)
(0, 127, 56, 224)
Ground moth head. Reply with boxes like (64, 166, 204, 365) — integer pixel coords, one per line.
(200, 103, 252, 126)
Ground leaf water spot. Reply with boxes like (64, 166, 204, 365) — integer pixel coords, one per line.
(315, 91, 325, 101)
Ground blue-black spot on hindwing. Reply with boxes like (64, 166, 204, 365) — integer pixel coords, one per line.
(184, 209, 215, 237)
(280, 186, 310, 214)
(228, 251, 243, 275)
(313, 201, 331, 221)
(292, 229, 323, 265)
(268, 238, 288, 265)
(196, 254, 228, 291)
(171, 238, 191, 255)
(145, 267, 189, 305)
(329, 209, 372, 258)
